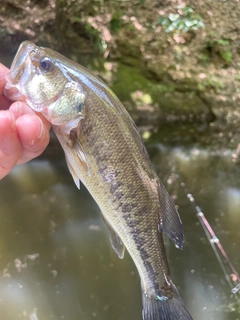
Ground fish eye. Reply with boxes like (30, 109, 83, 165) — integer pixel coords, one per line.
(39, 57, 53, 71)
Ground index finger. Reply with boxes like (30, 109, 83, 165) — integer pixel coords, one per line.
(0, 63, 9, 95)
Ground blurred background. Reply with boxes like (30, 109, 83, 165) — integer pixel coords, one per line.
(0, 0, 240, 319)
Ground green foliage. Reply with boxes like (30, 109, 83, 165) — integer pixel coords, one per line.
(71, 16, 82, 24)
(84, 22, 103, 51)
(214, 39, 229, 46)
(198, 53, 210, 66)
(213, 39, 232, 63)
(198, 76, 225, 93)
(235, 74, 240, 81)
(157, 6, 205, 33)
(219, 50, 232, 63)
(206, 39, 233, 64)
(109, 10, 122, 33)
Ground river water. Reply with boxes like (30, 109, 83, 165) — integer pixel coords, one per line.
(0, 122, 240, 320)
(1, 48, 240, 320)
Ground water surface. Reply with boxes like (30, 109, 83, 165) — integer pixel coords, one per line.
(0, 124, 240, 320)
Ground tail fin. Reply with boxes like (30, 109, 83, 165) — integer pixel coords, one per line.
(142, 291, 193, 320)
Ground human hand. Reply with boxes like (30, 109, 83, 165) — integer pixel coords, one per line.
(0, 63, 51, 180)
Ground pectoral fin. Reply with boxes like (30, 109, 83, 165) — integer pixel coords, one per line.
(103, 216, 125, 259)
(53, 126, 89, 189)
(65, 156, 81, 189)
(64, 139, 89, 187)
(73, 139, 90, 175)
(158, 180, 184, 249)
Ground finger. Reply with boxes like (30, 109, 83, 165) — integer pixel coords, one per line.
(36, 112, 52, 131)
(10, 101, 52, 131)
(0, 64, 9, 95)
(0, 64, 11, 110)
(0, 110, 22, 180)
(10, 101, 36, 119)
(16, 114, 50, 164)
(0, 95, 11, 110)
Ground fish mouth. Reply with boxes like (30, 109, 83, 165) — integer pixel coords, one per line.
(4, 41, 36, 101)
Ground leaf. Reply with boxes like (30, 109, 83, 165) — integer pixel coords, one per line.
(71, 17, 82, 23)
(169, 13, 180, 22)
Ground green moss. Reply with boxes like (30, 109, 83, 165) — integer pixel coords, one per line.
(111, 63, 155, 101)
(198, 53, 210, 66)
(235, 74, 240, 81)
(215, 39, 229, 46)
(219, 50, 232, 63)
(204, 39, 233, 64)
(156, 84, 175, 92)
(198, 76, 225, 93)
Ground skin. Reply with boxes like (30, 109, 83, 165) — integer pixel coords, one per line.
(0, 63, 51, 180)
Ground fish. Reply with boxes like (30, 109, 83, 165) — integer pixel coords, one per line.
(4, 41, 193, 320)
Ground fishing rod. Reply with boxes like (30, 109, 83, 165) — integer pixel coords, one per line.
(175, 174, 240, 297)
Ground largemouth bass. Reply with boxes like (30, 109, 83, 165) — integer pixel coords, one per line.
(4, 41, 193, 320)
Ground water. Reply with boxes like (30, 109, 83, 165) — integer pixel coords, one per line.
(1, 47, 240, 319)
(0, 125, 240, 320)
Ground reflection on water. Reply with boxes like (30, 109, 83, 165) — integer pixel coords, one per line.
(0, 128, 240, 320)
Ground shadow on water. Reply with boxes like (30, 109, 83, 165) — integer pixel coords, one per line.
(0, 123, 240, 320)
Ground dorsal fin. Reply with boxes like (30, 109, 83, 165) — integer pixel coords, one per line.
(158, 180, 184, 249)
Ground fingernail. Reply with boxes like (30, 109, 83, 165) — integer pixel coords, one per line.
(37, 117, 45, 140)
(10, 111, 17, 131)
(11, 102, 22, 119)
(0, 110, 16, 131)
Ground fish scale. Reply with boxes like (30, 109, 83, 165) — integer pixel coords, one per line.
(4, 41, 193, 320)
(56, 83, 179, 301)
